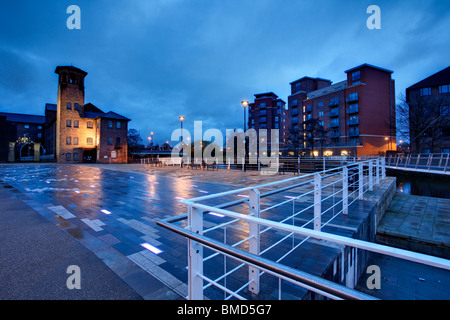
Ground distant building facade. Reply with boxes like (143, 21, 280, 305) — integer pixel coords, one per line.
(286, 64, 396, 157)
(406, 66, 450, 154)
(0, 66, 131, 163)
(247, 92, 287, 156)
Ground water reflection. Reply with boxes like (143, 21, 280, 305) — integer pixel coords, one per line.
(395, 174, 450, 199)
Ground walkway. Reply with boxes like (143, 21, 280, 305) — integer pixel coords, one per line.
(377, 193, 450, 259)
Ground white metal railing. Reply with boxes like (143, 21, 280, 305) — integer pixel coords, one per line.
(156, 159, 439, 300)
(385, 153, 449, 174)
(158, 158, 450, 300)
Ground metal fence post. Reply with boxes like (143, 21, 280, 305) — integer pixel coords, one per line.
(376, 158, 380, 185)
(248, 188, 261, 294)
(188, 205, 204, 300)
(358, 163, 364, 200)
(342, 166, 348, 215)
(314, 173, 322, 231)
(369, 160, 373, 191)
(298, 157, 300, 174)
(381, 157, 386, 179)
(445, 154, 449, 172)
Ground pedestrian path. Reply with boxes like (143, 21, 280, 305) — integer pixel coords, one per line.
(377, 193, 450, 259)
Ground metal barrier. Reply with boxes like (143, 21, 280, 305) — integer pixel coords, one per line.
(157, 158, 449, 300)
(385, 153, 450, 174)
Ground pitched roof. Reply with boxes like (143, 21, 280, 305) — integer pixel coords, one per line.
(0, 112, 45, 124)
(345, 63, 393, 74)
(407, 66, 450, 90)
(100, 111, 131, 121)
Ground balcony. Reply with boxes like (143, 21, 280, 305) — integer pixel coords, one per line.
(329, 132, 340, 138)
(329, 122, 339, 128)
(328, 99, 339, 107)
(346, 94, 359, 103)
(329, 109, 339, 117)
(347, 118, 359, 125)
(348, 129, 359, 137)
(305, 105, 312, 113)
(289, 100, 298, 107)
(347, 105, 359, 114)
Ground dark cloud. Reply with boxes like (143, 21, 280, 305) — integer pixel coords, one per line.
(0, 0, 449, 144)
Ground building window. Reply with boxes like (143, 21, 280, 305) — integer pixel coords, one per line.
(259, 117, 266, 123)
(259, 109, 266, 116)
(73, 153, 79, 161)
(73, 120, 79, 128)
(441, 148, 450, 153)
(319, 120, 324, 126)
(66, 120, 71, 127)
(259, 102, 266, 109)
(318, 101, 324, 107)
(108, 137, 113, 145)
(87, 137, 93, 145)
(274, 123, 279, 129)
(67, 102, 72, 110)
(66, 137, 71, 145)
(37, 133, 42, 139)
(439, 85, 450, 94)
(107, 120, 113, 128)
(420, 87, 432, 96)
(74, 103, 79, 110)
(73, 137, 78, 145)
(319, 111, 324, 117)
(66, 153, 71, 161)
(24, 124, 30, 129)
(441, 105, 450, 115)
(87, 121, 93, 128)
(348, 92, 358, 101)
(38, 125, 42, 130)
(260, 123, 267, 129)
(116, 137, 121, 145)
(117, 121, 121, 129)
(351, 70, 361, 82)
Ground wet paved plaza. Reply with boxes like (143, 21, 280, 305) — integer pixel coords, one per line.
(0, 163, 291, 299)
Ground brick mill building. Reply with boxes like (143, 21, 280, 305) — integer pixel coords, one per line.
(0, 66, 130, 163)
(284, 63, 396, 157)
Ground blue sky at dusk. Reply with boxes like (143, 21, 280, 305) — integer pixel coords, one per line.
(0, 0, 449, 144)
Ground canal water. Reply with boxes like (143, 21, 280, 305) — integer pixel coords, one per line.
(388, 170, 450, 199)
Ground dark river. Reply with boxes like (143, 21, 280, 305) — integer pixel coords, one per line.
(388, 170, 450, 199)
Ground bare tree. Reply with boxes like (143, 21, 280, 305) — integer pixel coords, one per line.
(289, 118, 329, 156)
(397, 92, 448, 153)
(127, 128, 142, 163)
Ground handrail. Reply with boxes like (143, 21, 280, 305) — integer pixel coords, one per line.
(156, 218, 377, 300)
(177, 203, 450, 271)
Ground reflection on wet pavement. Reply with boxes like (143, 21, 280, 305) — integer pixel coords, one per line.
(0, 164, 280, 299)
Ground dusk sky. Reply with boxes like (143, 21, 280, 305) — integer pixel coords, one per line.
(1, 0, 449, 145)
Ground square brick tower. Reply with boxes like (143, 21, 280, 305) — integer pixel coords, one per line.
(55, 66, 88, 162)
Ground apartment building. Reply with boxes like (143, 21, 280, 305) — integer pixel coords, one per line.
(286, 64, 396, 157)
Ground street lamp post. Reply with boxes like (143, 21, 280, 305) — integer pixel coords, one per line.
(241, 101, 249, 171)
(179, 116, 185, 167)
(150, 131, 154, 149)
